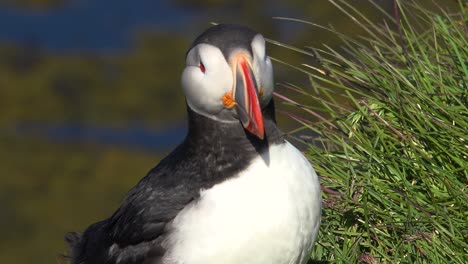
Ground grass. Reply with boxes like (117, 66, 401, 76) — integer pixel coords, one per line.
(272, 0, 467, 263)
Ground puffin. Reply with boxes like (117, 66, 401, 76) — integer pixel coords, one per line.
(66, 24, 322, 264)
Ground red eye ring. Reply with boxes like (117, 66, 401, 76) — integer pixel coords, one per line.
(199, 62, 206, 73)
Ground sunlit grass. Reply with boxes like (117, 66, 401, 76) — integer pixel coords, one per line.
(273, 0, 467, 263)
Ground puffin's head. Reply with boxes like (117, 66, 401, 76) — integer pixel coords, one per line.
(182, 24, 274, 140)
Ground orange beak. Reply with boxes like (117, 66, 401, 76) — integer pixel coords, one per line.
(233, 55, 264, 140)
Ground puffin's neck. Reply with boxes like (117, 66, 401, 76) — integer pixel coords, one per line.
(185, 100, 283, 154)
(156, 100, 284, 187)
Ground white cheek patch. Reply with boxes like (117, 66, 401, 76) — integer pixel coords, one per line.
(251, 34, 274, 106)
(182, 44, 233, 118)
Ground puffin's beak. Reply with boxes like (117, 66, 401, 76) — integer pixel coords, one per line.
(233, 54, 264, 140)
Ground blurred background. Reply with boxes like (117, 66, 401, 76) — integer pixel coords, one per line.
(0, 0, 459, 263)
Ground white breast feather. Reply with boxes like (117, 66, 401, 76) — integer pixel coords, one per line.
(162, 141, 322, 264)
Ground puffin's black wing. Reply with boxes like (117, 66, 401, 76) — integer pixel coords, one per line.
(111, 140, 205, 262)
(67, 142, 201, 264)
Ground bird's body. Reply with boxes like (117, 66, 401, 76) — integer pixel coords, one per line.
(163, 140, 320, 264)
(66, 24, 321, 264)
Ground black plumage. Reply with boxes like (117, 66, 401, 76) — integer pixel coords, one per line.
(189, 24, 258, 61)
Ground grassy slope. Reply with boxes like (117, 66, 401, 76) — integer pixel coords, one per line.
(274, 1, 467, 263)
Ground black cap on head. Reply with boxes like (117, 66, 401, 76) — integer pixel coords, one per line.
(189, 24, 258, 60)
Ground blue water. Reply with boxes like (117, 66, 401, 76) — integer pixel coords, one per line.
(0, 0, 195, 52)
(0, 0, 194, 150)
(0, 0, 310, 53)
(13, 122, 187, 152)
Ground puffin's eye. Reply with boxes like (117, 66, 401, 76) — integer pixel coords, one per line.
(199, 62, 206, 73)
